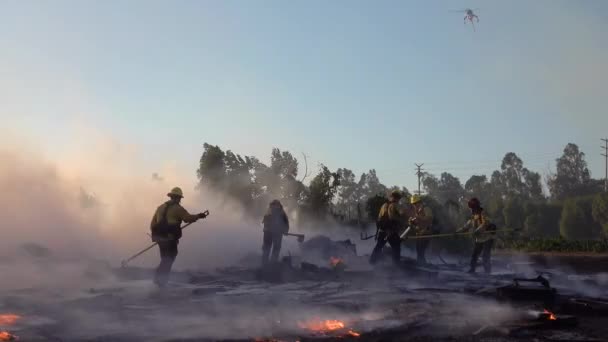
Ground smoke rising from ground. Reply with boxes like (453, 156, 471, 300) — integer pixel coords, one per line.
(0, 130, 266, 282)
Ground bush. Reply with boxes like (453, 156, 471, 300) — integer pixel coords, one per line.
(524, 202, 561, 238)
(503, 197, 525, 230)
(560, 196, 602, 240)
(497, 237, 608, 253)
(487, 197, 505, 227)
(592, 193, 608, 236)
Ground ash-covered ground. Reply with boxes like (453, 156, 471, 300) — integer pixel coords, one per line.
(1, 240, 608, 342)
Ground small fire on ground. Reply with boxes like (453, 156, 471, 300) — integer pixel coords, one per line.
(0, 314, 22, 341)
(297, 318, 360, 337)
(0, 315, 20, 326)
(0, 331, 18, 341)
(329, 257, 344, 268)
(543, 309, 557, 321)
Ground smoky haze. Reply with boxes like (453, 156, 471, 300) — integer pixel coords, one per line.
(0, 132, 270, 281)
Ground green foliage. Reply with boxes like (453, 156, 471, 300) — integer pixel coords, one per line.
(524, 202, 561, 238)
(503, 197, 526, 230)
(195, 142, 607, 253)
(498, 237, 608, 253)
(365, 194, 387, 222)
(486, 197, 505, 227)
(305, 165, 340, 218)
(592, 193, 608, 235)
(548, 143, 596, 200)
(560, 196, 602, 240)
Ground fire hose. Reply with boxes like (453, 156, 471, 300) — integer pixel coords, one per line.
(120, 210, 209, 268)
(400, 228, 518, 240)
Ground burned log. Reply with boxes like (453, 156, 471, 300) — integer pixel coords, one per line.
(497, 275, 557, 307)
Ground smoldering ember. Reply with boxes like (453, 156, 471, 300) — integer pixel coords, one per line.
(1, 237, 608, 342)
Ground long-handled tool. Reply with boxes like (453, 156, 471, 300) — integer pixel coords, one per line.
(360, 230, 377, 240)
(401, 228, 517, 241)
(120, 210, 209, 268)
(284, 232, 305, 243)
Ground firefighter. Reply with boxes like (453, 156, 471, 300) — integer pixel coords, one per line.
(261, 200, 289, 265)
(369, 190, 405, 265)
(457, 197, 496, 274)
(408, 194, 434, 265)
(150, 187, 208, 287)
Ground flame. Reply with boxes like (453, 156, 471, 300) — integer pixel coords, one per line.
(329, 257, 343, 267)
(348, 330, 361, 337)
(543, 309, 557, 321)
(298, 319, 345, 332)
(0, 315, 20, 326)
(0, 331, 18, 341)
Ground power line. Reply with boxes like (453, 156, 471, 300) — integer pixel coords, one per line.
(602, 138, 608, 192)
(415, 163, 424, 195)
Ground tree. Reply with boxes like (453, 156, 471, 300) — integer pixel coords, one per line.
(592, 193, 608, 236)
(503, 197, 525, 230)
(335, 168, 359, 220)
(548, 143, 593, 199)
(366, 194, 388, 222)
(498, 152, 542, 199)
(524, 202, 561, 238)
(560, 197, 602, 240)
(464, 175, 490, 203)
(423, 172, 464, 206)
(486, 197, 505, 227)
(306, 165, 340, 218)
(197, 143, 226, 189)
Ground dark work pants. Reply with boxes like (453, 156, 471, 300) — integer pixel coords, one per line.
(470, 240, 494, 273)
(369, 231, 401, 265)
(416, 239, 430, 264)
(155, 240, 178, 287)
(262, 231, 283, 265)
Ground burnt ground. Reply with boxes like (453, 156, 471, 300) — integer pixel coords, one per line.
(1, 250, 608, 342)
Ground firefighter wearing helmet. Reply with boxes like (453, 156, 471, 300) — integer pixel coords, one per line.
(408, 194, 434, 265)
(149, 187, 209, 287)
(369, 190, 406, 265)
(456, 197, 496, 274)
(261, 199, 290, 265)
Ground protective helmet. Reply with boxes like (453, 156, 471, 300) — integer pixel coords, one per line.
(167, 187, 184, 198)
(270, 199, 282, 207)
(468, 197, 481, 209)
(410, 194, 422, 204)
(390, 190, 402, 199)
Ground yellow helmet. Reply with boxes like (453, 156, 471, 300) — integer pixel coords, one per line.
(410, 194, 422, 204)
(167, 187, 184, 198)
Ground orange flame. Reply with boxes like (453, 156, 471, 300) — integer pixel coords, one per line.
(298, 319, 345, 332)
(0, 315, 21, 326)
(543, 309, 557, 321)
(0, 331, 18, 341)
(348, 330, 361, 337)
(329, 257, 343, 267)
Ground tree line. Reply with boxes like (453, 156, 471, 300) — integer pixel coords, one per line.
(197, 142, 608, 241)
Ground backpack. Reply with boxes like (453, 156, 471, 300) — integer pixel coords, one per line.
(151, 202, 180, 241)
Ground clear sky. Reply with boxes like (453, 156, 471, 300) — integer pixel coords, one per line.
(1, 0, 607, 191)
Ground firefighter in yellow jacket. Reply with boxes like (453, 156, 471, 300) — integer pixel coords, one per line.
(150, 187, 208, 287)
(369, 190, 405, 265)
(457, 198, 496, 274)
(408, 194, 434, 264)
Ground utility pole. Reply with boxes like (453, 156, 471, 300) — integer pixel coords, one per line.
(415, 163, 424, 195)
(602, 138, 608, 192)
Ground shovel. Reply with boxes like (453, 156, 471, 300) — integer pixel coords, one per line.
(121, 210, 210, 268)
(284, 233, 305, 243)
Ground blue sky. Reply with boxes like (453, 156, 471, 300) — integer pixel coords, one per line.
(1, 0, 607, 191)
